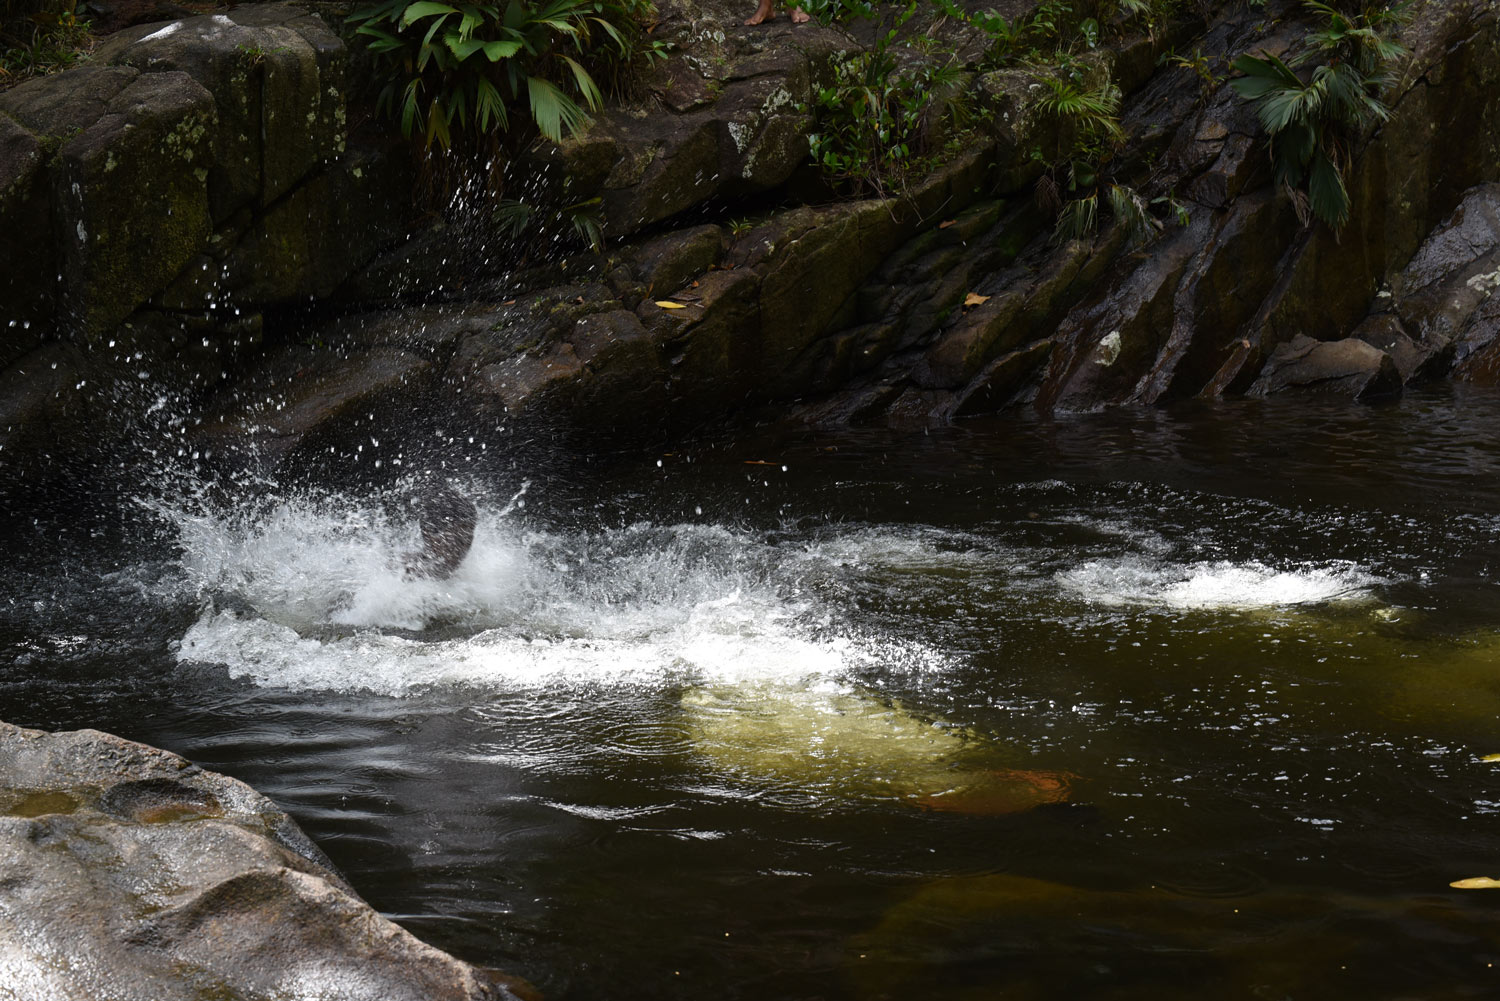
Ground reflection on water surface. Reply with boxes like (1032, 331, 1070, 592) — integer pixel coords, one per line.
(6, 390, 1500, 999)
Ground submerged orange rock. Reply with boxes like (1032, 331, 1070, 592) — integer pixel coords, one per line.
(917, 769, 1076, 815)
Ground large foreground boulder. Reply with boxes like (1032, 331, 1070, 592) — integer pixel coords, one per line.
(0, 720, 518, 1001)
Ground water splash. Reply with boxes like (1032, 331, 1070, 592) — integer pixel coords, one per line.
(163, 490, 951, 694)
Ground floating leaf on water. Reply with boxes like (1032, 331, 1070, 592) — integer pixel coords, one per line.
(1449, 877, 1500, 889)
(654, 301, 688, 309)
(963, 292, 990, 307)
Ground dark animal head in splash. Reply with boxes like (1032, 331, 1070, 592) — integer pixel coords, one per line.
(405, 484, 477, 579)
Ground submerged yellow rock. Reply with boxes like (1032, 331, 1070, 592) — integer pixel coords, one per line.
(680, 683, 1072, 813)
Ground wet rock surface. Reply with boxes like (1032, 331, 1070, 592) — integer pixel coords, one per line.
(527, 1, 848, 240)
(1247, 334, 1403, 401)
(0, 720, 517, 1001)
(194, 343, 434, 468)
(1389, 184, 1500, 382)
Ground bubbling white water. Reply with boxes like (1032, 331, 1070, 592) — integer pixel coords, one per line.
(167, 490, 948, 695)
(161, 483, 1388, 694)
(1056, 557, 1382, 610)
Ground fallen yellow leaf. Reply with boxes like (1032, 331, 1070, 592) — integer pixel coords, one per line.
(1450, 877, 1500, 889)
(963, 292, 990, 307)
(1481, 754, 1500, 762)
(655, 301, 688, 309)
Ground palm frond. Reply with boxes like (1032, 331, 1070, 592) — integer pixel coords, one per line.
(526, 75, 589, 141)
(1307, 149, 1349, 228)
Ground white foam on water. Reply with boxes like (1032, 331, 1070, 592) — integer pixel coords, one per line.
(166, 492, 951, 695)
(1057, 557, 1381, 610)
(1057, 558, 1382, 610)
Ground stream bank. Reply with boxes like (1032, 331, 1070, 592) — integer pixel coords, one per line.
(3, 1, 1500, 486)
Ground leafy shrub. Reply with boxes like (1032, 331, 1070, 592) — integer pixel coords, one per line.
(805, 2, 968, 196)
(1230, 0, 1412, 228)
(1030, 58, 1185, 245)
(347, 0, 664, 149)
(804, 0, 1186, 245)
(964, 0, 1077, 67)
(1032, 67, 1123, 239)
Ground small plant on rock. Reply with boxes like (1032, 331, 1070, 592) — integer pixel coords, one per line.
(1030, 57, 1186, 246)
(1032, 67, 1120, 237)
(494, 194, 605, 252)
(805, 1, 969, 196)
(1230, 0, 1412, 229)
(0, 0, 91, 87)
(1166, 45, 1222, 102)
(1107, 0, 1182, 41)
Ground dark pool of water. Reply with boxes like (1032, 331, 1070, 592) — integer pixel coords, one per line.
(7, 388, 1500, 1000)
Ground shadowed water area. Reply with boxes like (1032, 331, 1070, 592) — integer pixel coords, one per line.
(7, 388, 1500, 999)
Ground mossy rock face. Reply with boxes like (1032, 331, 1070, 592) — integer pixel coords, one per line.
(589, 114, 724, 236)
(624, 224, 726, 299)
(655, 265, 763, 411)
(756, 200, 907, 390)
(0, 65, 140, 138)
(216, 143, 410, 307)
(0, 67, 216, 338)
(453, 299, 668, 438)
(95, 4, 348, 221)
(714, 71, 811, 193)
